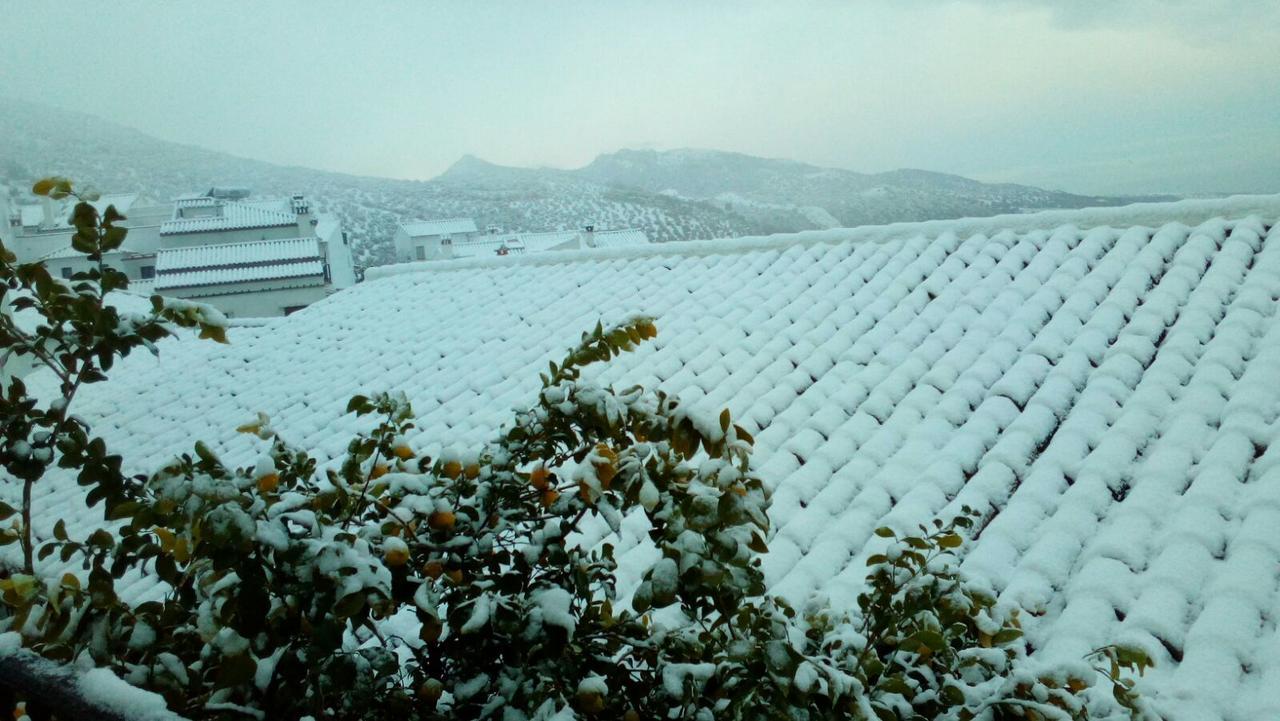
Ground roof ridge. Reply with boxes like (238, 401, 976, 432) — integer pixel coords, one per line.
(365, 194, 1280, 283)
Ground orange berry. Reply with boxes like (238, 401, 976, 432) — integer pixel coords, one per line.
(428, 510, 456, 532)
(383, 539, 410, 567)
(442, 461, 462, 479)
(464, 463, 481, 479)
(418, 679, 444, 703)
(423, 560, 444, 579)
(370, 464, 389, 480)
(446, 569, 463, 585)
(392, 445, 414, 460)
(256, 473, 280, 493)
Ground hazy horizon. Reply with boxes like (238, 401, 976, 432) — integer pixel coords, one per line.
(2, 1, 1277, 196)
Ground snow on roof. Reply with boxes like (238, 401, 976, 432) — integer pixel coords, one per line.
(154, 237, 321, 273)
(444, 229, 645, 259)
(15, 194, 140, 229)
(36, 245, 141, 262)
(153, 238, 324, 290)
(11, 195, 1280, 718)
(398, 218, 478, 237)
(159, 200, 297, 236)
(153, 261, 326, 291)
(591, 228, 649, 248)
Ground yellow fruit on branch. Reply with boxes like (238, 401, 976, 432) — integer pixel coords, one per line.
(423, 560, 444, 580)
(370, 464, 389, 480)
(428, 510, 456, 532)
(442, 461, 462, 479)
(256, 473, 280, 493)
(392, 445, 414, 460)
(383, 540, 410, 567)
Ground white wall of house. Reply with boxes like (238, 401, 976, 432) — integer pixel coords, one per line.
(164, 281, 330, 318)
(44, 250, 139, 280)
(394, 229, 476, 262)
(319, 222, 357, 288)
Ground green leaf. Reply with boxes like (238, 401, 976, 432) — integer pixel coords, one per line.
(216, 653, 257, 687)
(102, 226, 127, 251)
(719, 408, 730, 434)
(937, 533, 963, 549)
(0, 502, 15, 521)
(32, 178, 57, 196)
(874, 527, 896, 538)
(992, 628, 1023, 645)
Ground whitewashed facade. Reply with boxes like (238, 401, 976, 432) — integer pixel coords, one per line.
(393, 218, 649, 263)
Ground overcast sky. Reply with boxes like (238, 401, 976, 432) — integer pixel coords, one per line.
(2, 1, 1277, 195)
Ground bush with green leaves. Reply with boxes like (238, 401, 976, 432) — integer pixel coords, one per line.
(0, 178, 1157, 720)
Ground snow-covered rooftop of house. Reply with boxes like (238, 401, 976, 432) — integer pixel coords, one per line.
(153, 237, 325, 290)
(445, 229, 647, 259)
(154, 237, 321, 272)
(159, 200, 297, 236)
(11, 194, 1280, 719)
(13, 194, 140, 229)
(399, 218, 479, 237)
(591, 228, 649, 248)
(36, 244, 143, 262)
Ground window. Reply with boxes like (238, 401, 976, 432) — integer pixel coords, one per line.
(140, 265, 156, 279)
(416, 246, 426, 261)
(283, 305, 307, 316)
(60, 267, 72, 279)
(441, 237, 452, 246)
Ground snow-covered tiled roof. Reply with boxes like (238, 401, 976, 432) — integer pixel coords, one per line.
(154, 237, 321, 273)
(153, 261, 326, 291)
(444, 229, 645, 259)
(399, 218, 478, 237)
(15, 194, 139, 229)
(36, 245, 141, 262)
(160, 200, 297, 236)
(591, 228, 649, 247)
(153, 238, 325, 290)
(12, 195, 1280, 719)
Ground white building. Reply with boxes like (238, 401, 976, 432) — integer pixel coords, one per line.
(393, 218, 649, 263)
(393, 218, 480, 262)
(4, 187, 356, 318)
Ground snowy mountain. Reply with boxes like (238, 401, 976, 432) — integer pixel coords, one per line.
(0, 98, 1174, 269)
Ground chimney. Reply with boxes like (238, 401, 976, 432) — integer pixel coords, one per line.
(292, 194, 315, 236)
(40, 196, 58, 228)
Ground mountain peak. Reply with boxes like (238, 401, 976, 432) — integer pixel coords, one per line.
(439, 153, 500, 177)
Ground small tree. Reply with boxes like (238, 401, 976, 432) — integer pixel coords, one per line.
(0, 179, 1156, 720)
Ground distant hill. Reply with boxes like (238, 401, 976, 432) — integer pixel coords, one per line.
(0, 98, 1176, 268)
